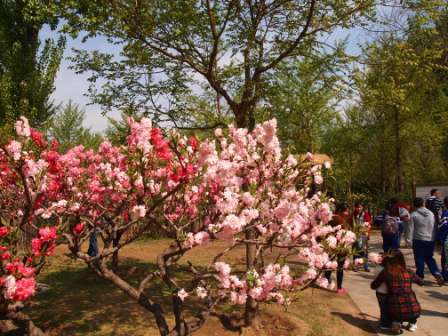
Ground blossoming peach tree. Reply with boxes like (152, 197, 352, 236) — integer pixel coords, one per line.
(0, 118, 60, 335)
(2, 116, 359, 336)
(36, 117, 356, 336)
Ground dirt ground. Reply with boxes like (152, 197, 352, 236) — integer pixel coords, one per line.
(26, 238, 375, 336)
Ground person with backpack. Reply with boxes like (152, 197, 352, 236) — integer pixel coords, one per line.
(371, 250, 421, 334)
(379, 200, 400, 253)
(408, 197, 445, 286)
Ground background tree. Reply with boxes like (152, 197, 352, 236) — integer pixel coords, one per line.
(323, 1, 448, 205)
(0, 0, 66, 135)
(46, 100, 102, 152)
(260, 47, 348, 154)
(60, 0, 375, 129)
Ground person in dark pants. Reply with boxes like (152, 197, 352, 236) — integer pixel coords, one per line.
(377, 200, 400, 253)
(408, 197, 444, 286)
(87, 230, 99, 257)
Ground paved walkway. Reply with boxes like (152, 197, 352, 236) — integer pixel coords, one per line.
(345, 234, 448, 336)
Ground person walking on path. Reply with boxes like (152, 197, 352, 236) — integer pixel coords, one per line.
(352, 202, 371, 271)
(377, 200, 400, 253)
(390, 199, 411, 248)
(438, 197, 448, 281)
(426, 189, 443, 227)
(325, 203, 351, 294)
(371, 250, 421, 334)
(408, 197, 445, 286)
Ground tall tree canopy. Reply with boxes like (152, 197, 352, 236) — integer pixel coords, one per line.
(0, 0, 65, 134)
(61, 0, 375, 129)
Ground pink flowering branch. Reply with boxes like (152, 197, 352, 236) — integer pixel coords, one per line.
(2, 116, 354, 336)
(0, 118, 61, 335)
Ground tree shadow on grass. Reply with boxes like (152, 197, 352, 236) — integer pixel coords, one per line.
(26, 257, 220, 335)
(331, 312, 376, 334)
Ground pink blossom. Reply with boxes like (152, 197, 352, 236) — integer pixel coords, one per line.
(368, 253, 383, 265)
(230, 290, 247, 305)
(193, 232, 209, 246)
(214, 262, 231, 277)
(31, 239, 42, 257)
(315, 277, 329, 289)
(5, 140, 22, 161)
(268, 292, 285, 305)
(17, 264, 34, 278)
(131, 205, 147, 220)
(241, 192, 255, 206)
(196, 286, 208, 299)
(314, 173, 323, 185)
(3, 275, 17, 300)
(15, 117, 31, 137)
(38, 227, 57, 242)
(326, 236, 338, 249)
(221, 214, 245, 233)
(177, 288, 189, 301)
(13, 277, 36, 301)
(305, 152, 314, 161)
(343, 259, 352, 270)
(325, 261, 338, 270)
(354, 258, 364, 267)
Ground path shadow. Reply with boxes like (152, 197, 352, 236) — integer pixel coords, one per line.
(331, 312, 375, 333)
(425, 290, 448, 301)
(421, 309, 448, 318)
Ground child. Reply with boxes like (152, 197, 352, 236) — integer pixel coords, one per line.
(370, 254, 390, 330)
(371, 250, 421, 334)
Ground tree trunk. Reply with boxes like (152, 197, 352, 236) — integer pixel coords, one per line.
(393, 107, 402, 193)
(5, 311, 47, 336)
(234, 107, 259, 327)
(244, 229, 258, 327)
(172, 296, 187, 336)
(112, 231, 122, 270)
(97, 261, 171, 335)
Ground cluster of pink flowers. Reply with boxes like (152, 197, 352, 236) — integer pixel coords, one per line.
(1, 115, 356, 313)
(1, 118, 60, 304)
(185, 231, 209, 248)
(31, 227, 57, 257)
(212, 262, 295, 305)
(0, 225, 56, 302)
(195, 120, 348, 295)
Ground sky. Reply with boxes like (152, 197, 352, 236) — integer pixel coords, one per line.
(40, 26, 123, 132)
(41, 21, 374, 133)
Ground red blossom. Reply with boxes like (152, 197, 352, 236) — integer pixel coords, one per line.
(0, 226, 8, 237)
(73, 223, 84, 235)
(30, 128, 48, 148)
(188, 136, 199, 151)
